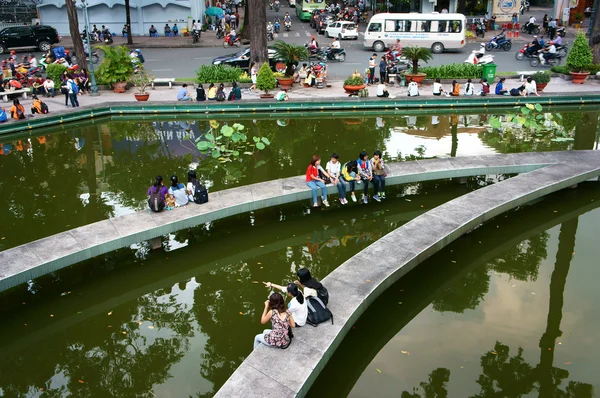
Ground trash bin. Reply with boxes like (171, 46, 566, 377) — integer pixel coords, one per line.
(481, 63, 497, 82)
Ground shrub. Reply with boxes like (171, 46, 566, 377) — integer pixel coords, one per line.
(271, 40, 307, 77)
(256, 62, 276, 93)
(550, 65, 570, 74)
(403, 46, 432, 75)
(196, 65, 243, 84)
(96, 45, 135, 84)
(46, 63, 68, 86)
(343, 76, 364, 86)
(465, 30, 475, 39)
(566, 32, 593, 73)
(420, 63, 482, 79)
(531, 70, 551, 83)
(129, 69, 155, 94)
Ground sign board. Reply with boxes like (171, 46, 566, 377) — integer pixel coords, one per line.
(491, 0, 519, 22)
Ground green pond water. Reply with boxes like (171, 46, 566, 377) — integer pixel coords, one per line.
(0, 109, 598, 397)
(0, 108, 598, 251)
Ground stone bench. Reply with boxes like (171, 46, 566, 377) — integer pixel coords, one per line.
(151, 78, 175, 89)
(2, 88, 30, 102)
(517, 71, 537, 81)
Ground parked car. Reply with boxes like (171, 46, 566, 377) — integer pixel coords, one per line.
(316, 13, 336, 34)
(212, 47, 296, 71)
(309, 9, 326, 29)
(325, 21, 359, 39)
(0, 25, 60, 54)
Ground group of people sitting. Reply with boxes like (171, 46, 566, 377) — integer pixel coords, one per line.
(306, 151, 388, 207)
(256, 267, 329, 349)
(147, 171, 208, 212)
(177, 82, 242, 101)
(428, 77, 539, 97)
(0, 95, 49, 122)
(295, 62, 327, 88)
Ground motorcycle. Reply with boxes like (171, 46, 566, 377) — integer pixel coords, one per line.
(71, 50, 100, 65)
(274, 1, 280, 11)
(324, 47, 346, 62)
(267, 29, 274, 41)
(223, 33, 241, 48)
(520, 0, 529, 14)
(284, 20, 291, 31)
(103, 31, 113, 44)
(465, 50, 495, 65)
(274, 21, 280, 33)
(530, 52, 563, 67)
(474, 21, 485, 38)
(192, 29, 201, 43)
(517, 43, 567, 60)
(216, 26, 224, 39)
(305, 44, 325, 61)
(556, 26, 566, 37)
(485, 36, 512, 51)
(521, 22, 541, 35)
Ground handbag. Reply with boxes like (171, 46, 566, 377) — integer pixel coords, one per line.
(318, 169, 331, 184)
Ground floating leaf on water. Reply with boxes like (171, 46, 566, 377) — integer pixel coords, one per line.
(376, 368, 382, 373)
(148, 326, 154, 329)
(107, 311, 113, 316)
(256, 142, 266, 150)
(531, 292, 536, 295)
(400, 350, 410, 355)
(258, 262, 262, 265)
(261, 137, 271, 145)
(398, 302, 403, 305)
(239, 312, 244, 315)
(460, 366, 464, 369)
(252, 281, 259, 284)
(50, 314, 54, 317)
(512, 285, 516, 288)
(365, 280, 371, 283)
(565, 361, 572, 364)
(451, 260, 456, 263)
(491, 351, 498, 355)
(78, 380, 85, 384)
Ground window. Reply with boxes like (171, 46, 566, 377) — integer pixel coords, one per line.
(449, 20, 462, 33)
(368, 22, 382, 32)
(438, 21, 447, 32)
(418, 20, 431, 32)
(384, 20, 396, 31)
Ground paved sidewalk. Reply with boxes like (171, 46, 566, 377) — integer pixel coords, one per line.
(1, 76, 599, 129)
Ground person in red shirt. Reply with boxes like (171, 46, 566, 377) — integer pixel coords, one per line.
(305, 155, 332, 208)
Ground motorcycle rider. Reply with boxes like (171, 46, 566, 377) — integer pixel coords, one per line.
(229, 28, 237, 44)
(554, 33, 563, 46)
(476, 42, 486, 59)
(274, 16, 280, 33)
(308, 36, 319, 54)
(527, 15, 536, 34)
(526, 35, 541, 56)
(330, 37, 342, 57)
(391, 39, 402, 60)
(274, 0, 280, 9)
(284, 12, 292, 28)
(267, 22, 274, 40)
(541, 41, 557, 64)
(492, 28, 507, 47)
(193, 19, 202, 34)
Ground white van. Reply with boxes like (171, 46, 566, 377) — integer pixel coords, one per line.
(363, 12, 467, 53)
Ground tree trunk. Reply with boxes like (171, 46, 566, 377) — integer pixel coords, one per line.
(125, 0, 133, 45)
(65, 0, 87, 73)
(589, 0, 600, 63)
(240, 0, 250, 41)
(249, 0, 268, 65)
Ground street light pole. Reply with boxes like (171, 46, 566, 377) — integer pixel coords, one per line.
(80, 0, 99, 95)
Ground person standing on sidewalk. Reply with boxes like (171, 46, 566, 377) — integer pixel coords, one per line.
(368, 54, 376, 85)
(378, 56, 387, 84)
(548, 18, 557, 40)
(67, 77, 79, 107)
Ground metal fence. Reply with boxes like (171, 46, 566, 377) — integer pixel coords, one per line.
(0, 3, 38, 24)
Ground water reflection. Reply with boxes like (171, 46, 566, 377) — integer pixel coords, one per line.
(309, 184, 600, 398)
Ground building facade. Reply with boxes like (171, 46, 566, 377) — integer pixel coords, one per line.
(37, 0, 205, 36)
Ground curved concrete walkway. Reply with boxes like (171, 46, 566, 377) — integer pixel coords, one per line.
(214, 150, 600, 398)
(0, 151, 594, 293)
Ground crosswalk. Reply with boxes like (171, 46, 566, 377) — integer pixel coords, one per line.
(273, 31, 364, 38)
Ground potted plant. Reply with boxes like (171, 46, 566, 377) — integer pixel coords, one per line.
(343, 75, 365, 94)
(532, 70, 551, 91)
(129, 69, 155, 101)
(272, 40, 307, 90)
(96, 45, 135, 93)
(402, 46, 432, 85)
(256, 62, 277, 98)
(566, 32, 593, 84)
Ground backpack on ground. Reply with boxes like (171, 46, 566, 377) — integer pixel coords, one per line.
(148, 188, 165, 212)
(306, 296, 333, 327)
(316, 285, 329, 306)
(227, 90, 235, 101)
(192, 180, 208, 204)
(40, 102, 49, 114)
(16, 108, 25, 120)
(216, 91, 225, 101)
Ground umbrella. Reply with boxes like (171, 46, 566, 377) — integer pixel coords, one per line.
(206, 7, 224, 17)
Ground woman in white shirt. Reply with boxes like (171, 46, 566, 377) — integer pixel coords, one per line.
(407, 78, 419, 96)
(263, 282, 308, 326)
(432, 78, 448, 96)
(464, 78, 474, 96)
(326, 153, 347, 205)
(168, 175, 190, 207)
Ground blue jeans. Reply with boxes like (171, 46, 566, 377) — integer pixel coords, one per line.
(373, 174, 385, 195)
(344, 177, 355, 193)
(178, 96, 192, 101)
(307, 180, 327, 203)
(69, 93, 79, 107)
(253, 329, 275, 349)
(335, 179, 346, 199)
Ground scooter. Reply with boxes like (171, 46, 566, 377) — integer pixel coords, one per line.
(465, 50, 495, 65)
(192, 29, 201, 43)
(274, 21, 280, 33)
(267, 29, 274, 41)
(556, 26, 566, 37)
(305, 44, 325, 61)
(520, 0, 529, 14)
(269, 1, 273, 9)
(223, 33, 241, 48)
(530, 52, 563, 67)
(71, 50, 100, 65)
(324, 47, 346, 62)
(515, 43, 541, 60)
(485, 36, 512, 51)
(521, 22, 541, 35)
(284, 20, 291, 31)
(274, 1, 280, 11)
(216, 26, 224, 39)
(474, 21, 485, 38)
(103, 31, 113, 44)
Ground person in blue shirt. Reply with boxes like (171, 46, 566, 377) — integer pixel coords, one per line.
(172, 24, 179, 36)
(177, 84, 192, 101)
(379, 56, 387, 83)
(0, 106, 7, 122)
(495, 77, 508, 95)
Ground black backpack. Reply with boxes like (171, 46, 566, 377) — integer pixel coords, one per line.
(216, 91, 226, 102)
(316, 285, 329, 306)
(306, 296, 333, 327)
(41, 102, 49, 114)
(192, 180, 208, 204)
(148, 187, 165, 212)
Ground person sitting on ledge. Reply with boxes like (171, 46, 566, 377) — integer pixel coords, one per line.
(122, 24, 128, 37)
(149, 25, 158, 37)
(376, 82, 389, 98)
(262, 282, 308, 327)
(276, 88, 289, 101)
(450, 80, 460, 96)
(172, 23, 179, 36)
(495, 77, 508, 95)
(296, 267, 329, 304)
(164, 24, 172, 36)
(253, 292, 295, 349)
(177, 84, 192, 101)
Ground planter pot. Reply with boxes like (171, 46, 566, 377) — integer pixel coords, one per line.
(276, 76, 294, 90)
(275, 62, 287, 73)
(134, 93, 150, 101)
(343, 84, 365, 94)
(569, 71, 590, 84)
(404, 73, 427, 85)
(536, 82, 548, 92)
(260, 93, 275, 99)
(112, 82, 127, 93)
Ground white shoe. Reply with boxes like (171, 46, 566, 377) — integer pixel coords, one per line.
(323, 199, 330, 207)
(351, 193, 357, 202)
(313, 202, 319, 207)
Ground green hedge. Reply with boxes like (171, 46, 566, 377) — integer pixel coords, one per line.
(551, 64, 600, 75)
(46, 63, 68, 86)
(420, 63, 482, 79)
(196, 65, 244, 84)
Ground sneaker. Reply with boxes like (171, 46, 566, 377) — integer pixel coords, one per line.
(373, 194, 381, 202)
(343, 198, 348, 204)
(339, 198, 345, 205)
(381, 192, 386, 199)
(357, 180, 362, 184)
(351, 193, 357, 202)
(313, 202, 319, 208)
(323, 199, 330, 207)
(362, 195, 368, 204)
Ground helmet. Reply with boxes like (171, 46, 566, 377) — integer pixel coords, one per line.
(136, 49, 141, 53)
(311, 36, 315, 39)
(10, 50, 16, 54)
(65, 50, 70, 54)
(549, 41, 554, 44)
(533, 35, 537, 38)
